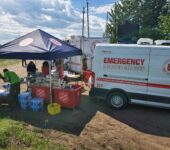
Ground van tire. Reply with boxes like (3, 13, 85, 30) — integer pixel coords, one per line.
(107, 92, 128, 109)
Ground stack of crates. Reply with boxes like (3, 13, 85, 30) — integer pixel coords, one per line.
(30, 98, 44, 111)
(18, 92, 44, 111)
(18, 92, 32, 110)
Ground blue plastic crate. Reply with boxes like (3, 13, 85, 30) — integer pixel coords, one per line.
(18, 92, 32, 101)
(30, 98, 44, 112)
(19, 98, 30, 110)
(18, 92, 32, 110)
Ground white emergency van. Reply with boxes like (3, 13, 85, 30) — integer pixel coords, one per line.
(89, 44, 170, 109)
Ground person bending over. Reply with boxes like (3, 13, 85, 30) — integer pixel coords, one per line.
(0, 69, 20, 107)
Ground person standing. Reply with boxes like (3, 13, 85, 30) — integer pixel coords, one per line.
(42, 61, 50, 76)
(27, 61, 36, 76)
(0, 68, 20, 107)
(55, 59, 64, 79)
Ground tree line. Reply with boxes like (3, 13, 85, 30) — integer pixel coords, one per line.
(104, 0, 170, 43)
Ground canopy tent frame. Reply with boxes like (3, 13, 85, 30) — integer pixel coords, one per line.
(0, 29, 82, 104)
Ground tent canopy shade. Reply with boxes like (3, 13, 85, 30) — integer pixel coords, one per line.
(0, 29, 82, 60)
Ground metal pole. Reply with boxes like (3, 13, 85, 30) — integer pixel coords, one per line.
(49, 60, 52, 103)
(81, 7, 85, 74)
(82, 7, 85, 38)
(105, 12, 109, 37)
(86, 0, 90, 37)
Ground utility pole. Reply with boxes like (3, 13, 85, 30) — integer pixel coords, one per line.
(82, 7, 85, 37)
(81, 7, 85, 52)
(81, 7, 86, 74)
(105, 12, 109, 37)
(86, 0, 90, 37)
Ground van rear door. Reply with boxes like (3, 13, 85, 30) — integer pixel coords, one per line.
(148, 46, 170, 105)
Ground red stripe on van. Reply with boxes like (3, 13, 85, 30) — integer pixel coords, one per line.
(96, 78, 170, 89)
(148, 83, 170, 89)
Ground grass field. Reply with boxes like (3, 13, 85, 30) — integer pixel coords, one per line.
(0, 118, 67, 150)
(0, 59, 20, 67)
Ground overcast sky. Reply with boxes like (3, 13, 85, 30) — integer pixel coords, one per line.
(0, 0, 117, 44)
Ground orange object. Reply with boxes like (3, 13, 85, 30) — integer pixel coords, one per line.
(53, 84, 82, 109)
(31, 85, 50, 103)
(83, 70, 95, 84)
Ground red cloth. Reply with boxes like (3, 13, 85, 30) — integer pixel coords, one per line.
(42, 66, 49, 76)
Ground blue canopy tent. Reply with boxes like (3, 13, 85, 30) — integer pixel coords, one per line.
(0, 29, 82, 103)
(0, 29, 82, 60)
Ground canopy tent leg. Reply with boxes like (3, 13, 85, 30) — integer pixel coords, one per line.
(49, 60, 53, 103)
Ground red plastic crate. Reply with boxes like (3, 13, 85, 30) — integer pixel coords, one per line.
(31, 85, 50, 103)
(53, 84, 82, 109)
(83, 70, 95, 84)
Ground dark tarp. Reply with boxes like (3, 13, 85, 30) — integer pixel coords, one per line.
(0, 29, 82, 60)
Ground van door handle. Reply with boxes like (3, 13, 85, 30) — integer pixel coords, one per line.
(104, 74, 108, 77)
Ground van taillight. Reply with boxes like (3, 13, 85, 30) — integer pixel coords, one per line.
(88, 72, 95, 89)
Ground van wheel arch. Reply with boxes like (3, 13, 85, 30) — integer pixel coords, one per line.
(106, 89, 129, 109)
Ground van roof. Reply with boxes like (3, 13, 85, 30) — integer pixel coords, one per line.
(96, 43, 170, 49)
(155, 40, 170, 45)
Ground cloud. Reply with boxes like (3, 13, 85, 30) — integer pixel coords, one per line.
(0, 13, 34, 43)
(0, 0, 82, 44)
(88, 15, 106, 37)
(0, 0, 81, 29)
(90, 3, 113, 14)
(0, 0, 110, 44)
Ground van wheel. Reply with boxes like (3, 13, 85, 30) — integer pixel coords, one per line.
(107, 92, 128, 109)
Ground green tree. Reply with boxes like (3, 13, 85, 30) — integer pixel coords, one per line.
(138, 0, 167, 27)
(159, 2, 170, 39)
(105, 0, 138, 42)
(139, 27, 164, 40)
(105, 2, 123, 42)
(105, 0, 168, 42)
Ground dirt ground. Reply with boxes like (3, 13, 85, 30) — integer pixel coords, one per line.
(0, 61, 170, 150)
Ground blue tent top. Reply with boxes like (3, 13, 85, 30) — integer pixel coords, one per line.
(0, 29, 82, 60)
